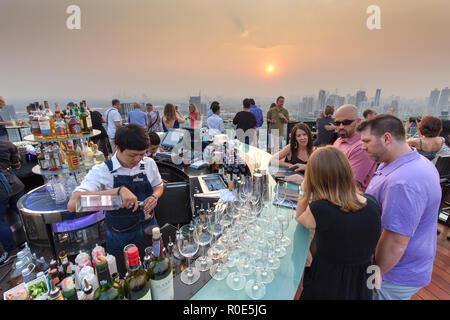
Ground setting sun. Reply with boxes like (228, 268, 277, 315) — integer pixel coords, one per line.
(266, 65, 274, 73)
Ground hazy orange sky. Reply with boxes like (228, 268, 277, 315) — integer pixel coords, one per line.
(1, 0, 449, 101)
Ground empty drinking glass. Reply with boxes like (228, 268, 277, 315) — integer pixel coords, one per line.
(178, 224, 200, 285)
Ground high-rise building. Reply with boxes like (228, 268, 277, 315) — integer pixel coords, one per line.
(428, 88, 440, 108)
(438, 87, 450, 110)
(317, 90, 326, 111)
(355, 90, 367, 110)
(302, 97, 314, 115)
(374, 89, 381, 107)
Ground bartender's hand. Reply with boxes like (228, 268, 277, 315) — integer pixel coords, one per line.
(288, 163, 306, 172)
(119, 187, 139, 212)
(143, 194, 158, 215)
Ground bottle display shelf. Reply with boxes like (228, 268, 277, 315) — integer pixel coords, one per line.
(32, 163, 98, 176)
(24, 129, 101, 143)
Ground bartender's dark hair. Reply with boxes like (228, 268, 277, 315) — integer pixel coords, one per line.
(115, 124, 150, 151)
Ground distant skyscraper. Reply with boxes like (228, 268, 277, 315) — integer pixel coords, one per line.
(438, 87, 450, 110)
(336, 96, 345, 107)
(355, 90, 367, 110)
(391, 100, 399, 113)
(374, 89, 381, 107)
(302, 97, 314, 114)
(317, 90, 326, 111)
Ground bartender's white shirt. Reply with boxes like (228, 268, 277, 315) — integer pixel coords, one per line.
(73, 153, 163, 193)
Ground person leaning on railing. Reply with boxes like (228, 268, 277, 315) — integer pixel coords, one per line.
(405, 115, 444, 162)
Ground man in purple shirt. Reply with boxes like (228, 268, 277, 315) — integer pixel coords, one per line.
(358, 114, 441, 300)
(333, 104, 377, 192)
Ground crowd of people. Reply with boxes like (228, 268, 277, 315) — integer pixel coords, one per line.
(0, 94, 448, 301)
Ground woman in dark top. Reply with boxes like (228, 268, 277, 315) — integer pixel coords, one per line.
(269, 123, 314, 172)
(88, 107, 110, 158)
(296, 146, 382, 300)
(314, 105, 336, 146)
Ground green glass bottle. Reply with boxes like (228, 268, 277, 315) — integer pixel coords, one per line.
(124, 246, 152, 300)
(147, 227, 174, 300)
(93, 256, 124, 300)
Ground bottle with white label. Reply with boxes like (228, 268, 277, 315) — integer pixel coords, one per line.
(147, 227, 174, 300)
(75, 194, 145, 212)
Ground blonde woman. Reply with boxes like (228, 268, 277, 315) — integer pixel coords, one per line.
(187, 103, 201, 128)
(296, 146, 381, 300)
(162, 103, 185, 132)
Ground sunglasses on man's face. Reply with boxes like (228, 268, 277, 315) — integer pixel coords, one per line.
(334, 119, 356, 126)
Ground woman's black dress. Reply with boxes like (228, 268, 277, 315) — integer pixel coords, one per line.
(300, 194, 381, 300)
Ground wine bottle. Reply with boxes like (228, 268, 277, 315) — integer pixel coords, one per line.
(93, 256, 124, 300)
(147, 227, 174, 300)
(124, 246, 152, 300)
(39, 105, 53, 139)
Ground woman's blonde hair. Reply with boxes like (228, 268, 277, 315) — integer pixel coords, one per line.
(163, 103, 176, 122)
(300, 146, 366, 212)
(189, 103, 199, 115)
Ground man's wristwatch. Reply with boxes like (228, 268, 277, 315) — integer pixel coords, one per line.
(150, 194, 158, 201)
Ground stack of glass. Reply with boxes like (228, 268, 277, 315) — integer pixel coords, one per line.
(177, 178, 296, 300)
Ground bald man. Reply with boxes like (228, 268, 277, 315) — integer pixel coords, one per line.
(333, 104, 377, 192)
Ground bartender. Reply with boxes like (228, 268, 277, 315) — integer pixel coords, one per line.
(67, 124, 164, 275)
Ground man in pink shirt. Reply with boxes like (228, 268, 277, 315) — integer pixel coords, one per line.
(333, 104, 377, 192)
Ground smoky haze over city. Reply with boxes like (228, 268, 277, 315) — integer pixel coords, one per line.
(1, 0, 449, 118)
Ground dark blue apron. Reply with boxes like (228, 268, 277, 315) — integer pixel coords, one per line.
(104, 160, 158, 260)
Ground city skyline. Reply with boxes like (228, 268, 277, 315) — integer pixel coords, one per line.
(1, 0, 449, 104)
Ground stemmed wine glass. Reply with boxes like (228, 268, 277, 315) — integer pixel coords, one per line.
(245, 266, 266, 300)
(207, 206, 229, 280)
(193, 217, 213, 272)
(178, 224, 200, 285)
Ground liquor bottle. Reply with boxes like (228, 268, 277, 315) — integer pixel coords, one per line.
(54, 109, 68, 139)
(82, 278, 94, 300)
(66, 140, 81, 170)
(30, 104, 42, 140)
(75, 194, 145, 212)
(79, 103, 93, 135)
(38, 105, 53, 139)
(81, 140, 95, 167)
(48, 279, 64, 300)
(91, 142, 105, 163)
(68, 109, 82, 138)
(165, 237, 177, 277)
(37, 145, 49, 171)
(124, 246, 152, 300)
(61, 276, 79, 300)
(147, 227, 174, 300)
(64, 106, 71, 127)
(93, 256, 124, 300)
(48, 143, 63, 171)
(44, 100, 55, 136)
(43, 143, 53, 171)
